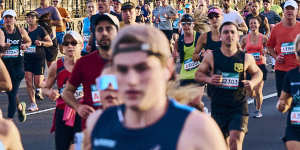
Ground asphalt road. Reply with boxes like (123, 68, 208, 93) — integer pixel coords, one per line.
(0, 68, 288, 150)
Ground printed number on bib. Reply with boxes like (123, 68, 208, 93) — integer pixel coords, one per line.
(250, 52, 260, 62)
(26, 45, 36, 53)
(184, 59, 200, 71)
(291, 106, 300, 126)
(91, 84, 101, 106)
(281, 42, 295, 55)
(3, 46, 19, 58)
(59, 84, 83, 100)
(221, 72, 239, 90)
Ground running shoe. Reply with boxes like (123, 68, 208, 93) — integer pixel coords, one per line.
(27, 103, 39, 112)
(35, 88, 44, 100)
(17, 102, 27, 122)
(253, 110, 263, 118)
(247, 98, 254, 104)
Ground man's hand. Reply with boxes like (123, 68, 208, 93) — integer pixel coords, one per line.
(35, 40, 43, 46)
(76, 104, 95, 119)
(46, 89, 60, 101)
(242, 80, 254, 91)
(276, 100, 286, 112)
(208, 75, 223, 86)
(276, 54, 285, 64)
(20, 44, 29, 50)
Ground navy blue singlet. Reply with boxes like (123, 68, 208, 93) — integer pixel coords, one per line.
(91, 99, 194, 150)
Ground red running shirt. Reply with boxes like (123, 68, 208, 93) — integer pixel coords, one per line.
(245, 33, 264, 65)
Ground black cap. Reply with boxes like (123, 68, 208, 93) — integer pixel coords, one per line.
(263, 0, 271, 3)
(26, 11, 39, 17)
(121, 1, 135, 10)
(180, 14, 194, 22)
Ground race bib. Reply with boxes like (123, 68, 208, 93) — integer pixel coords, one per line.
(291, 106, 300, 126)
(83, 33, 90, 42)
(250, 52, 260, 62)
(91, 84, 101, 106)
(160, 16, 167, 22)
(3, 46, 19, 58)
(59, 84, 83, 100)
(221, 72, 239, 90)
(25, 45, 36, 53)
(184, 59, 200, 71)
(281, 42, 295, 55)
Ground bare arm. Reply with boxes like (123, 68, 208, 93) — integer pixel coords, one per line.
(264, 17, 270, 36)
(19, 28, 32, 49)
(83, 110, 103, 150)
(41, 34, 53, 47)
(277, 91, 293, 113)
(0, 59, 12, 91)
(62, 82, 80, 109)
(240, 35, 247, 51)
(243, 54, 263, 88)
(195, 51, 213, 83)
(267, 47, 277, 58)
(238, 21, 248, 34)
(51, 8, 63, 27)
(42, 62, 60, 101)
(192, 33, 207, 61)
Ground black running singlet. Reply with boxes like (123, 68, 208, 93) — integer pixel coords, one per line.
(204, 31, 221, 51)
(91, 99, 194, 150)
(210, 50, 248, 115)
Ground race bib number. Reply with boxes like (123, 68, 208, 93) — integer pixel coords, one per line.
(184, 59, 200, 71)
(83, 34, 90, 42)
(3, 46, 19, 58)
(160, 16, 167, 22)
(91, 84, 101, 106)
(281, 42, 295, 55)
(221, 72, 239, 90)
(25, 45, 36, 53)
(250, 52, 260, 62)
(59, 84, 83, 100)
(291, 106, 300, 126)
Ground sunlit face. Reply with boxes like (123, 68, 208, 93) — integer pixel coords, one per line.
(113, 50, 167, 111)
(40, 0, 49, 6)
(3, 15, 15, 26)
(26, 15, 38, 25)
(62, 36, 82, 58)
(263, 2, 270, 10)
(284, 6, 297, 20)
(223, 0, 231, 9)
(113, 1, 121, 13)
(95, 21, 118, 51)
(100, 85, 120, 109)
(155, 0, 161, 7)
(52, 0, 59, 7)
(97, 0, 110, 14)
(87, 2, 96, 15)
(249, 18, 260, 31)
(220, 24, 239, 48)
(197, 0, 207, 14)
(181, 21, 194, 33)
(251, 2, 260, 14)
(208, 12, 223, 29)
(122, 8, 136, 24)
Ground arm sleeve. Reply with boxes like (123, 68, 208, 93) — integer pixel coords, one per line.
(51, 7, 62, 21)
(69, 59, 83, 87)
(282, 71, 291, 94)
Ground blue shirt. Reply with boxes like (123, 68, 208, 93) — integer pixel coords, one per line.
(82, 17, 91, 52)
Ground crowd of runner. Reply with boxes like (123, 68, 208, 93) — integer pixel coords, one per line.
(0, 0, 299, 149)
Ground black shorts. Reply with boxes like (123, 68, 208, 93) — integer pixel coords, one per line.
(45, 38, 58, 62)
(180, 79, 205, 86)
(212, 113, 249, 138)
(246, 64, 268, 81)
(24, 60, 45, 75)
(172, 28, 179, 34)
(282, 126, 300, 143)
(55, 108, 81, 150)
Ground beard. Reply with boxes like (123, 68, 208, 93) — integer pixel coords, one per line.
(97, 39, 111, 51)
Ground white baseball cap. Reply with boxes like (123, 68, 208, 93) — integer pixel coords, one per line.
(2, 10, 17, 17)
(63, 31, 83, 44)
(284, 0, 298, 9)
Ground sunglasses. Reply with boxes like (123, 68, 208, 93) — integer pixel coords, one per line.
(208, 13, 220, 19)
(296, 51, 300, 56)
(62, 41, 78, 46)
(181, 22, 192, 26)
(97, 75, 118, 91)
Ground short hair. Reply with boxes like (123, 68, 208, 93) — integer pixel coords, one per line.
(248, 15, 262, 25)
(219, 21, 239, 33)
(295, 34, 300, 52)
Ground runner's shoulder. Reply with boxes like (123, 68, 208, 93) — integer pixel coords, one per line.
(86, 109, 103, 133)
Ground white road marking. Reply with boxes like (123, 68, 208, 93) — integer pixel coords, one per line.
(25, 93, 279, 116)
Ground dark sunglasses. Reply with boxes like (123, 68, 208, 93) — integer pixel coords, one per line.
(296, 51, 300, 56)
(208, 13, 220, 19)
(181, 22, 192, 26)
(62, 41, 78, 46)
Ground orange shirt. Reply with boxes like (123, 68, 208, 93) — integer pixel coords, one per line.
(267, 21, 300, 72)
(56, 7, 69, 32)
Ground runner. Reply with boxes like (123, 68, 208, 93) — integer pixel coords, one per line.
(222, 0, 248, 34)
(241, 16, 268, 118)
(42, 31, 83, 150)
(267, 0, 300, 97)
(0, 10, 30, 122)
(138, 0, 151, 23)
(260, 0, 281, 30)
(276, 34, 300, 150)
(0, 58, 11, 91)
(135, 6, 144, 23)
(35, 0, 63, 67)
(62, 14, 119, 129)
(193, 6, 223, 61)
(24, 11, 53, 112)
(195, 21, 263, 150)
(112, 0, 122, 21)
(158, 0, 177, 41)
(52, 0, 71, 54)
(120, 1, 137, 27)
(82, 0, 96, 56)
(245, 0, 270, 35)
(152, 0, 161, 28)
(84, 24, 227, 150)
(193, 0, 210, 34)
